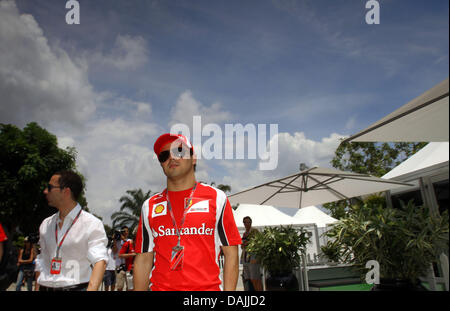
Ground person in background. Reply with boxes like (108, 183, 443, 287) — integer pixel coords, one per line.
(103, 238, 118, 291)
(15, 236, 36, 291)
(241, 216, 263, 291)
(119, 231, 136, 291)
(115, 226, 134, 291)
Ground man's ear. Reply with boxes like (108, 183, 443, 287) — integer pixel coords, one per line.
(63, 187, 72, 200)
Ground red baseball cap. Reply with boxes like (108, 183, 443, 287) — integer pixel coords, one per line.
(153, 133, 194, 156)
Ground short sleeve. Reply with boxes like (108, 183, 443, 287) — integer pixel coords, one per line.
(217, 196, 242, 246)
(135, 199, 154, 253)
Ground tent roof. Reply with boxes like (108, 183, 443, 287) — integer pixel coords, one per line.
(292, 206, 338, 228)
(343, 78, 449, 143)
(233, 204, 300, 229)
(382, 142, 449, 181)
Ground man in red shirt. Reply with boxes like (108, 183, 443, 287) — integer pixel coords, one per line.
(118, 226, 136, 291)
(134, 133, 241, 291)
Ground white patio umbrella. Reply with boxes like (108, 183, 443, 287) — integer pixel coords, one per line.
(228, 166, 413, 209)
(342, 78, 449, 143)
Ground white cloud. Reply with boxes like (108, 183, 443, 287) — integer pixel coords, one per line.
(89, 34, 149, 71)
(211, 131, 345, 196)
(0, 0, 96, 128)
(136, 102, 152, 115)
(220, 160, 268, 193)
(272, 132, 345, 176)
(59, 118, 165, 224)
(169, 90, 233, 130)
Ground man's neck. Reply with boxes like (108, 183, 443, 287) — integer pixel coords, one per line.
(58, 201, 78, 223)
(167, 175, 197, 191)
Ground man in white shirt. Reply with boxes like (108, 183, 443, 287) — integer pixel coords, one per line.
(103, 239, 118, 291)
(37, 170, 108, 291)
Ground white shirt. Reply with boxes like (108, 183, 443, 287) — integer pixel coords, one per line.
(37, 204, 108, 288)
(115, 240, 125, 266)
(106, 248, 117, 271)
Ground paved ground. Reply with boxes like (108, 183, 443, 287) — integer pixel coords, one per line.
(7, 270, 245, 291)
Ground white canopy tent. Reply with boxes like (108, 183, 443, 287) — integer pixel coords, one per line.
(232, 204, 300, 229)
(292, 206, 339, 265)
(233, 204, 339, 268)
(343, 78, 449, 143)
(292, 206, 338, 228)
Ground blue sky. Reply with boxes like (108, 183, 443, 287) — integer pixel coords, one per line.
(1, 0, 448, 223)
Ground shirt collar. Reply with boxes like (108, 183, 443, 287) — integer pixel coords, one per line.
(57, 203, 82, 225)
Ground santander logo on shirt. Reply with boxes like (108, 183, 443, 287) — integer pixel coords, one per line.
(154, 222, 215, 238)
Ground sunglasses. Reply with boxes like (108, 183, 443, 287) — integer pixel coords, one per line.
(47, 183, 63, 191)
(158, 146, 193, 163)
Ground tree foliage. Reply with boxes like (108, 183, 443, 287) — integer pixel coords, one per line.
(210, 182, 231, 194)
(331, 141, 427, 177)
(0, 123, 83, 235)
(111, 189, 153, 235)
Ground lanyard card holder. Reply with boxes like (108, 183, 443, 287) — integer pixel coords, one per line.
(170, 245, 184, 271)
(50, 257, 62, 274)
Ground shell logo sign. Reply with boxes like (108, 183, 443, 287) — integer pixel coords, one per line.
(154, 204, 165, 214)
(152, 202, 167, 217)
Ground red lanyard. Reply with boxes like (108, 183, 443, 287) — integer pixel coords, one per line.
(54, 209, 82, 258)
(165, 183, 198, 246)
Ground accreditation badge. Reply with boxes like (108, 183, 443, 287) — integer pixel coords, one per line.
(50, 257, 62, 275)
(170, 245, 184, 271)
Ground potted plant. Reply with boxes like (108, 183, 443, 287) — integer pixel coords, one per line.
(325, 196, 449, 290)
(246, 225, 310, 291)
(320, 240, 341, 265)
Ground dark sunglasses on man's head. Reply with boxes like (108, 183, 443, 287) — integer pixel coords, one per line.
(158, 146, 193, 163)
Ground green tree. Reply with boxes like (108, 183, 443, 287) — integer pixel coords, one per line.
(331, 141, 427, 177)
(111, 189, 153, 235)
(324, 141, 427, 219)
(209, 182, 231, 193)
(0, 122, 84, 235)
